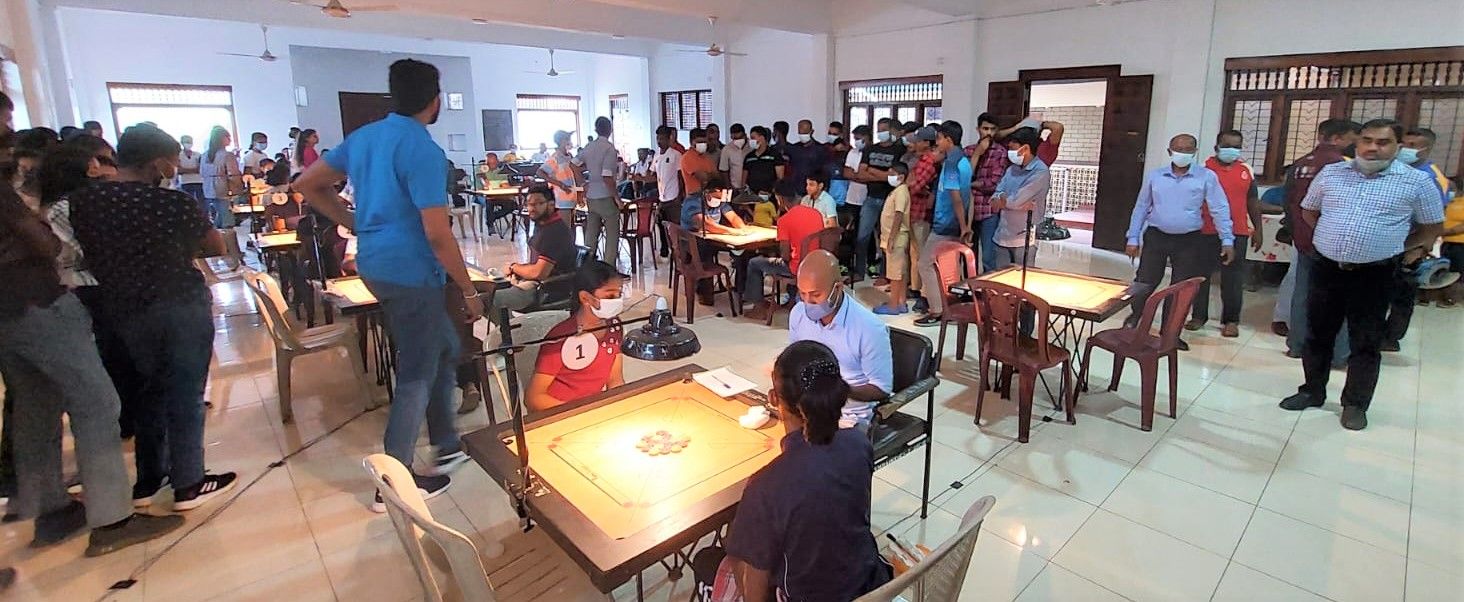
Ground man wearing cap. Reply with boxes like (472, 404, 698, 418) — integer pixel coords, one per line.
(536, 130, 582, 221)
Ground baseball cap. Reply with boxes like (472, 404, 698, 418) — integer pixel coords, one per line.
(553, 130, 573, 145)
(914, 126, 938, 142)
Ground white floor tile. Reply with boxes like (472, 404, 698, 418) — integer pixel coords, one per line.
(1258, 468, 1411, 555)
(1138, 433, 1276, 503)
(1407, 506, 1464, 574)
(1015, 563, 1129, 602)
(996, 434, 1133, 505)
(1277, 430, 1414, 503)
(1211, 562, 1329, 602)
(1233, 509, 1406, 602)
(1101, 467, 1255, 556)
(1405, 560, 1464, 602)
(1052, 509, 1229, 601)
(939, 466, 1097, 559)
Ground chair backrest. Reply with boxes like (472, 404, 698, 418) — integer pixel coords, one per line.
(798, 225, 844, 256)
(194, 258, 222, 287)
(363, 454, 496, 602)
(662, 220, 713, 278)
(1133, 276, 1206, 349)
(241, 268, 304, 351)
(486, 310, 570, 395)
(623, 198, 657, 236)
(970, 279, 1055, 364)
(929, 240, 978, 308)
(854, 495, 996, 602)
(889, 327, 935, 393)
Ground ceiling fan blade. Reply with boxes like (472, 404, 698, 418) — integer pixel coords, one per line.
(724, 52, 748, 56)
(217, 52, 262, 58)
(348, 4, 399, 11)
(677, 49, 707, 53)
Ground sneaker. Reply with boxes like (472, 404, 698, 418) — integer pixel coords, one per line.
(132, 477, 169, 509)
(1184, 318, 1205, 331)
(30, 500, 86, 548)
(1381, 340, 1401, 352)
(1284, 349, 1302, 359)
(1270, 321, 1290, 336)
(423, 450, 470, 477)
(85, 514, 185, 558)
(873, 304, 908, 316)
(457, 384, 481, 415)
(172, 473, 239, 511)
(1340, 406, 1368, 431)
(370, 473, 451, 513)
(1220, 323, 1240, 338)
(911, 297, 930, 313)
(913, 314, 943, 327)
(1279, 392, 1325, 411)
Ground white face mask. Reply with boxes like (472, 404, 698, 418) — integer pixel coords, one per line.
(876, 130, 892, 143)
(1007, 149, 1023, 164)
(732, 138, 746, 148)
(797, 133, 812, 143)
(590, 297, 624, 319)
(854, 139, 866, 150)
(706, 193, 724, 208)
(695, 142, 708, 153)
(887, 175, 901, 186)
(1169, 152, 1196, 168)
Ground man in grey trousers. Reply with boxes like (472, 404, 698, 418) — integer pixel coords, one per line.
(579, 116, 624, 272)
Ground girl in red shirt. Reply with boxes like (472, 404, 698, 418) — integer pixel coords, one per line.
(527, 260, 626, 411)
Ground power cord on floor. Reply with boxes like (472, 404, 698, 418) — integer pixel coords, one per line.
(100, 405, 380, 602)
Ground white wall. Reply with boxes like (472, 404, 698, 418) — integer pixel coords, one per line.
(648, 44, 718, 143)
(53, 7, 651, 164)
(1030, 81, 1107, 108)
(723, 27, 832, 129)
(834, 0, 979, 129)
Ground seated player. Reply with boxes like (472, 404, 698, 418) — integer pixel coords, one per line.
(526, 260, 626, 411)
(483, 184, 577, 318)
(788, 250, 893, 429)
(743, 180, 825, 321)
(263, 189, 306, 231)
(719, 340, 892, 601)
(681, 175, 748, 305)
(802, 173, 839, 227)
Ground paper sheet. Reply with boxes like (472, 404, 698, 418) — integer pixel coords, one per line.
(692, 366, 757, 398)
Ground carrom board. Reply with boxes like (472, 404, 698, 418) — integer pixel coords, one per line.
(698, 226, 778, 250)
(977, 266, 1132, 319)
(506, 378, 781, 540)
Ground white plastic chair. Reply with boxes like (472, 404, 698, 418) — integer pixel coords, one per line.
(363, 454, 607, 602)
(242, 268, 374, 422)
(854, 495, 997, 602)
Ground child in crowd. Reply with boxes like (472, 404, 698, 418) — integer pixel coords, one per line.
(1440, 179, 1464, 307)
(751, 190, 778, 227)
(875, 163, 912, 315)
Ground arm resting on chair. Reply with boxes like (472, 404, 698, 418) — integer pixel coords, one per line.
(876, 376, 940, 420)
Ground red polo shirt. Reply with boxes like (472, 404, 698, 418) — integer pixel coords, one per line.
(777, 204, 825, 273)
(1201, 157, 1255, 236)
(1284, 143, 1346, 254)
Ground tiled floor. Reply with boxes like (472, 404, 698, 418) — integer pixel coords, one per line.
(4, 228, 1462, 602)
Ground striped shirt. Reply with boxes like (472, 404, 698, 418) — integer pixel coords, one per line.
(1303, 159, 1444, 264)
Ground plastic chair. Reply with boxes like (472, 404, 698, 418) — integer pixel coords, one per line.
(853, 495, 996, 602)
(765, 226, 843, 326)
(928, 240, 980, 371)
(662, 220, 738, 324)
(970, 280, 1074, 443)
(619, 198, 658, 274)
(242, 269, 374, 423)
(1078, 277, 1205, 431)
(363, 454, 606, 602)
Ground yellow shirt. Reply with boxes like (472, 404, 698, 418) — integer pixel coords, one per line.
(752, 200, 778, 227)
(1444, 195, 1464, 244)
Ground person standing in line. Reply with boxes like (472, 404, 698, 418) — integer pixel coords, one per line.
(1381, 128, 1451, 342)
(648, 126, 685, 259)
(1188, 130, 1263, 337)
(967, 113, 1010, 273)
(1123, 133, 1235, 351)
(989, 127, 1051, 270)
(874, 163, 912, 315)
(294, 59, 482, 510)
(241, 132, 269, 177)
(176, 134, 204, 208)
(914, 121, 973, 327)
(291, 128, 320, 174)
(784, 119, 826, 187)
(903, 126, 940, 314)
(198, 126, 241, 228)
(537, 130, 582, 222)
(577, 117, 623, 272)
(718, 123, 751, 192)
(855, 118, 906, 283)
(839, 125, 872, 249)
(704, 123, 723, 174)
(1279, 119, 1443, 431)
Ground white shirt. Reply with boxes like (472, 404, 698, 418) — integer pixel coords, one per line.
(178, 149, 203, 185)
(531, 151, 550, 162)
(652, 147, 683, 202)
(843, 148, 868, 206)
(242, 149, 268, 174)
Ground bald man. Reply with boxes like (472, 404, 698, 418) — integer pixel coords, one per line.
(1124, 133, 1236, 346)
(787, 250, 893, 429)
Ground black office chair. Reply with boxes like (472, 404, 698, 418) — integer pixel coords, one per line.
(871, 328, 940, 519)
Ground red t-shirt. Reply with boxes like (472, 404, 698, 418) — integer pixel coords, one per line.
(1037, 140, 1060, 166)
(777, 204, 825, 273)
(534, 317, 623, 403)
(1201, 157, 1255, 236)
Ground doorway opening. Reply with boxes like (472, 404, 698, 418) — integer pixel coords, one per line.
(1029, 79, 1107, 233)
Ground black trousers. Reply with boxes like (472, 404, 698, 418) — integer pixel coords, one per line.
(1191, 234, 1248, 324)
(1384, 260, 1419, 345)
(1299, 255, 1397, 410)
(1128, 228, 1212, 325)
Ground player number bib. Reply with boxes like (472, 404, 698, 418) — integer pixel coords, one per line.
(561, 333, 599, 371)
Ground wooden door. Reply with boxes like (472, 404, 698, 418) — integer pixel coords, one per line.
(986, 80, 1028, 127)
(338, 92, 393, 138)
(1092, 75, 1153, 252)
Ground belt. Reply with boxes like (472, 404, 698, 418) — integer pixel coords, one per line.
(1334, 255, 1401, 271)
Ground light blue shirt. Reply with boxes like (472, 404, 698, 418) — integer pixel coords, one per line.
(1304, 159, 1444, 264)
(934, 152, 972, 236)
(802, 191, 837, 223)
(788, 292, 893, 423)
(993, 158, 1051, 247)
(1126, 165, 1235, 246)
(324, 113, 448, 287)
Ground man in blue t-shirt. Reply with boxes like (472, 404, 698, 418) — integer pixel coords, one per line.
(295, 59, 479, 510)
(915, 121, 973, 327)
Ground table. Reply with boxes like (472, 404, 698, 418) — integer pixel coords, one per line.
(462, 364, 781, 597)
(470, 187, 524, 239)
(695, 226, 778, 251)
(253, 231, 300, 252)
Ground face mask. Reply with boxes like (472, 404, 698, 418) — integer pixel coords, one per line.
(253, 142, 267, 151)
(1354, 157, 1393, 175)
(827, 131, 838, 139)
(706, 193, 723, 208)
(904, 135, 915, 145)
(887, 175, 901, 186)
(1006, 149, 1023, 164)
(1169, 152, 1196, 168)
(732, 138, 746, 148)
(590, 297, 624, 319)
(803, 287, 841, 321)
(695, 142, 708, 153)
(1396, 147, 1420, 165)
(797, 133, 812, 143)
(876, 131, 891, 143)
(1216, 147, 1242, 163)
(854, 139, 866, 151)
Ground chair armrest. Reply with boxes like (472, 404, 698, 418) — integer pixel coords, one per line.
(875, 375, 940, 419)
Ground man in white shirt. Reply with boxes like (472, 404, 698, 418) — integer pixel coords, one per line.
(241, 132, 269, 176)
(649, 125, 684, 259)
(177, 135, 204, 206)
(719, 123, 751, 191)
(576, 117, 624, 271)
(530, 143, 550, 163)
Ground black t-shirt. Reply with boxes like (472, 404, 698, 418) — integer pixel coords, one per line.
(784, 141, 827, 186)
(861, 141, 906, 199)
(529, 214, 578, 300)
(742, 148, 785, 193)
(69, 181, 210, 311)
(724, 428, 889, 602)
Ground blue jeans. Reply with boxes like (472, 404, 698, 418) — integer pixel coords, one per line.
(855, 195, 886, 276)
(113, 294, 215, 490)
(1288, 250, 1349, 363)
(743, 256, 794, 304)
(973, 216, 1001, 273)
(365, 280, 462, 469)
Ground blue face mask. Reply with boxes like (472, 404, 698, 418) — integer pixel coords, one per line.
(1396, 147, 1420, 165)
(803, 287, 842, 321)
(1170, 152, 1196, 168)
(1216, 147, 1242, 163)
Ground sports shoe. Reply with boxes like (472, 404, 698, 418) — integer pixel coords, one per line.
(1220, 323, 1240, 338)
(423, 450, 470, 477)
(1176, 339, 1190, 351)
(371, 473, 451, 513)
(172, 473, 239, 511)
(1270, 321, 1289, 336)
(1340, 406, 1368, 431)
(31, 500, 86, 547)
(1184, 318, 1204, 331)
(85, 514, 185, 558)
(1279, 392, 1324, 411)
(873, 304, 908, 316)
(457, 384, 481, 415)
(911, 297, 930, 313)
(913, 314, 943, 327)
(132, 477, 169, 508)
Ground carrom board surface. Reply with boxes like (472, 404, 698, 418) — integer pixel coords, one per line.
(698, 226, 778, 250)
(978, 267, 1131, 315)
(509, 378, 782, 540)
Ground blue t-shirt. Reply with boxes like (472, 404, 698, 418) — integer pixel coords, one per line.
(934, 152, 972, 236)
(680, 192, 728, 231)
(325, 113, 449, 287)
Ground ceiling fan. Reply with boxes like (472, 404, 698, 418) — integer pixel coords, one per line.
(290, 0, 399, 19)
(218, 25, 277, 62)
(679, 16, 746, 57)
(523, 48, 576, 78)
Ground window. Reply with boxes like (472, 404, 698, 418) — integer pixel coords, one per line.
(841, 76, 942, 133)
(516, 94, 580, 150)
(609, 94, 633, 159)
(1, 45, 31, 130)
(107, 83, 236, 149)
(659, 90, 712, 130)
(1221, 46, 1464, 181)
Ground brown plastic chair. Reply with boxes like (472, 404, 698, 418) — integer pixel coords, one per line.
(662, 220, 738, 323)
(929, 240, 979, 371)
(1078, 276, 1205, 431)
(970, 280, 1074, 443)
(765, 226, 844, 326)
(619, 198, 658, 274)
